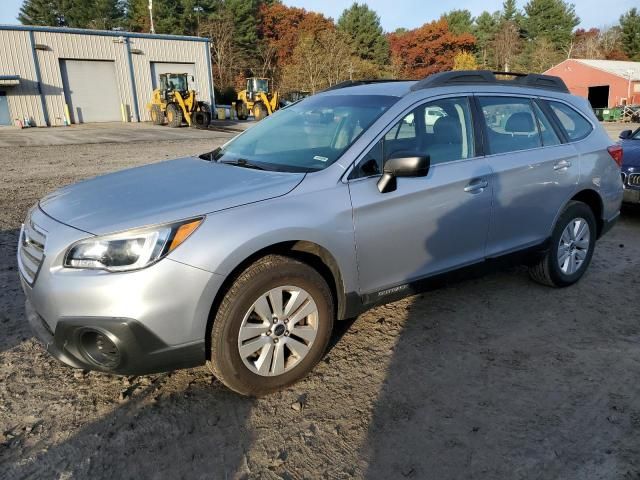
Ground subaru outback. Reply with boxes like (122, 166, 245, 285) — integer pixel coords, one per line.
(19, 71, 623, 396)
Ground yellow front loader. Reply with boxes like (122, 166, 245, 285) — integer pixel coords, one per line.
(147, 73, 211, 128)
(236, 77, 280, 121)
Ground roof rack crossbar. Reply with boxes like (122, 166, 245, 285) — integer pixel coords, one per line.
(410, 70, 569, 93)
(321, 79, 412, 92)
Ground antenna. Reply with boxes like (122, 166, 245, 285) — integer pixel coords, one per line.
(148, 0, 155, 34)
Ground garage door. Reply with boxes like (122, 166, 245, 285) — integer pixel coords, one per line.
(0, 92, 10, 125)
(61, 60, 121, 123)
(151, 62, 196, 89)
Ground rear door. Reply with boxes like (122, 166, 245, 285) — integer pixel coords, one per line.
(477, 95, 579, 256)
(348, 96, 493, 295)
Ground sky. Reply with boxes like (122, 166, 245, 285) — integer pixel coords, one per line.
(0, 0, 636, 31)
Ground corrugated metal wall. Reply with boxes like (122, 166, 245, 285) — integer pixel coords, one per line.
(0, 28, 212, 127)
(130, 37, 210, 121)
(0, 30, 45, 126)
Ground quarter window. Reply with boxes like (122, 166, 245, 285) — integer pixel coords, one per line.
(479, 97, 542, 154)
(547, 101, 593, 141)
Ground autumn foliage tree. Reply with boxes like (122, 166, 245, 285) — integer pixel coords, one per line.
(259, 3, 334, 67)
(388, 19, 475, 78)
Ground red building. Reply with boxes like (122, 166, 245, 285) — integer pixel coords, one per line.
(544, 59, 640, 108)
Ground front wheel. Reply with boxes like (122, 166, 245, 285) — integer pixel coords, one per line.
(208, 255, 334, 396)
(529, 201, 597, 287)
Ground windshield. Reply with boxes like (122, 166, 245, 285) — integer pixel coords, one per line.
(250, 78, 269, 93)
(165, 74, 187, 91)
(213, 94, 398, 172)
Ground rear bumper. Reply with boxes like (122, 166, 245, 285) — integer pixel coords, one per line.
(25, 298, 206, 375)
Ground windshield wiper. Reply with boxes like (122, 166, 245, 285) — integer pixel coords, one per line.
(220, 158, 266, 170)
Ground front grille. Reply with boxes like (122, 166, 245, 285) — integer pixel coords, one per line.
(18, 211, 47, 285)
(629, 173, 640, 187)
(621, 172, 627, 185)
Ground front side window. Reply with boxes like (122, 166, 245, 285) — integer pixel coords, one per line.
(479, 97, 542, 154)
(212, 94, 398, 172)
(354, 96, 475, 177)
(547, 101, 593, 141)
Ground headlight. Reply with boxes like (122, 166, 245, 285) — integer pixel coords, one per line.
(64, 218, 203, 272)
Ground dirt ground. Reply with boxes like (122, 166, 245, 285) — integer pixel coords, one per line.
(1, 133, 640, 479)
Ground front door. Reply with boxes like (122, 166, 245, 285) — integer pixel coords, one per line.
(0, 92, 10, 126)
(348, 96, 493, 295)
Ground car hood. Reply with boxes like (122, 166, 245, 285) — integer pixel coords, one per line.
(39, 157, 305, 235)
(621, 140, 640, 168)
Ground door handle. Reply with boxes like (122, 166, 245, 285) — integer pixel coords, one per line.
(554, 160, 572, 170)
(464, 179, 488, 193)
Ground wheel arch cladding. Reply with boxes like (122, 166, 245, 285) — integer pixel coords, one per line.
(204, 241, 348, 360)
(571, 189, 604, 237)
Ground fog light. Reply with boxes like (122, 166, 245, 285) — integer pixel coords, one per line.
(79, 330, 121, 369)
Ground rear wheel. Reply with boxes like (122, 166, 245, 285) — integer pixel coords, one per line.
(208, 255, 334, 396)
(529, 201, 597, 287)
(191, 110, 211, 129)
(166, 103, 183, 128)
(150, 104, 164, 125)
(253, 103, 268, 121)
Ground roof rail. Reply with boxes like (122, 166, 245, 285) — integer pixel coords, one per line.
(410, 70, 569, 93)
(321, 79, 412, 92)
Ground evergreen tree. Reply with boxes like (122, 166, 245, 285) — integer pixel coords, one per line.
(521, 0, 579, 50)
(442, 9, 474, 35)
(620, 8, 640, 60)
(474, 11, 501, 68)
(66, 0, 125, 29)
(337, 2, 389, 66)
(18, 0, 70, 26)
(502, 0, 518, 21)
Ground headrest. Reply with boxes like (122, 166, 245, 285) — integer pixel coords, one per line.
(433, 116, 461, 144)
(505, 112, 535, 133)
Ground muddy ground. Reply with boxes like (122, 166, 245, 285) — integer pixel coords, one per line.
(1, 134, 640, 479)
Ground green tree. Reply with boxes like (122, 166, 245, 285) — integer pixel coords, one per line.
(337, 2, 389, 66)
(620, 8, 640, 60)
(441, 9, 474, 35)
(521, 0, 579, 50)
(474, 10, 500, 67)
(66, 0, 124, 29)
(502, 0, 518, 21)
(18, 0, 71, 26)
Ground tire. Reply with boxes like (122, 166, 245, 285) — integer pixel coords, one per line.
(236, 102, 248, 121)
(166, 103, 183, 128)
(191, 110, 211, 129)
(529, 201, 597, 287)
(253, 103, 268, 121)
(208, 255, 334, 396)
(150, 104, 164, 125)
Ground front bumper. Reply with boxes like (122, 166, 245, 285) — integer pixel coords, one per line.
(623, 187, 640, 204)
(19, 206, 225, 375)
(25, 298, 206, 374)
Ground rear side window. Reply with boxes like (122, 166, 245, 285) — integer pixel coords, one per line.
(547, 101, 593, 141)
(479, 97, 542, 154)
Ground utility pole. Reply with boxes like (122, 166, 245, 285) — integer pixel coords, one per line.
(149, 0, 155, 34)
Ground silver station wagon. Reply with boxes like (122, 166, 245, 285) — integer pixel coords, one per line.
(19, 71, 623, 395)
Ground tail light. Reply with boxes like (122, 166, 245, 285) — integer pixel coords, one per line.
(607, 145, 623, 167)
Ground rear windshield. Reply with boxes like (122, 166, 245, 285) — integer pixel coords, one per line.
(213, 94, 399, 172)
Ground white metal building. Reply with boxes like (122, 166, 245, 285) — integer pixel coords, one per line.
(0, 25, 214, 127)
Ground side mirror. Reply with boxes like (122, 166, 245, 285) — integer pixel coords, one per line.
(377, 154, 430, 193)
(620, 130, 633, 139)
